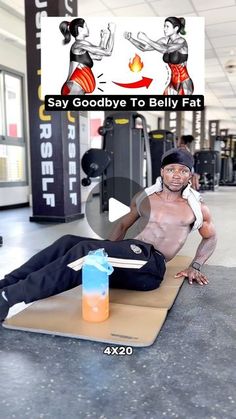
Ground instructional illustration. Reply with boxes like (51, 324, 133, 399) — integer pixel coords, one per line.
(41, 17, 204, 97)
(59, 18, 115, 95)
(124, 16, 194, 95)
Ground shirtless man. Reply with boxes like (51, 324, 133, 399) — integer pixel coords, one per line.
(110, 147, 216, 273)
(0, 149, 217, 321)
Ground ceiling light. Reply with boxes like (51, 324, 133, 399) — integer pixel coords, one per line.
(225, 58, 236, 74)
(224, 50, 236, 74)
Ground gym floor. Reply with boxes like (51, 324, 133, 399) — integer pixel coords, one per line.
(0, 186, 236, 419)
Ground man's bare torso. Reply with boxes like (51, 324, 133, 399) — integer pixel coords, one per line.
(135, 193, 196, 261)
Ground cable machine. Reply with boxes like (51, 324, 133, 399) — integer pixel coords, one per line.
(81, 112, 152, 211)
(98, 112, 152, 210)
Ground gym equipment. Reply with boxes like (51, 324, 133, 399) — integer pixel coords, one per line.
(81, 112, 152, 211)
(99, 112, 152, 211)
(233, 157, 236, 183)
(220, 156, 233, 184)
(215, 133, 236, 186)
(194, 150, 221, 191)
(3, 256, 190, 347)
(149, 130, 175, 183)
(81, 149, 111, 186)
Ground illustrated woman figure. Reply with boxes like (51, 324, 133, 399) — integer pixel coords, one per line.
(60, 18, 115, 95)
(124, 17, 194, 95)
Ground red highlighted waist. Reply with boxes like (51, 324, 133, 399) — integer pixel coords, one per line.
(62, 66, 96, 94)
(168, 64, 190, 84)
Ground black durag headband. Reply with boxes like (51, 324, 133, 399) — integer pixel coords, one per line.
(161, 148, 194, 171)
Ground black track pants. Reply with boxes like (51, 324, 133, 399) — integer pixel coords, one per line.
(1, 235, 166, 306)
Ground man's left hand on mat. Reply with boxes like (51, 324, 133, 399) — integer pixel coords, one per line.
(175, 268, 209, 286)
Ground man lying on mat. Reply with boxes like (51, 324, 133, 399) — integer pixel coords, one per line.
(0, 148, 217, 321)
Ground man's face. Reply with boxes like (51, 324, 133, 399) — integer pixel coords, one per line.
(161, 163, 192, 192)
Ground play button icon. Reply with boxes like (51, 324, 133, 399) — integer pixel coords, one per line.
(108, 198, 130, 222)
(84, 176, 150, 239)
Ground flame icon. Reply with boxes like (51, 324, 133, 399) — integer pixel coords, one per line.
(129, 54, 144, 72)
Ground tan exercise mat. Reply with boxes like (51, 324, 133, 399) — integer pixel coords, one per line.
(110, 255, 189, 308)
(3, 256, 190, 347)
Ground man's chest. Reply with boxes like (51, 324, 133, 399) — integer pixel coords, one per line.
(140, 196, 195, 227)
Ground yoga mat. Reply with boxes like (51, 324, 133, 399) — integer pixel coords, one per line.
(3, 256, 190, 347)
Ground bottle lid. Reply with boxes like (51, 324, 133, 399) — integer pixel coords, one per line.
(84, 248, 114, 275)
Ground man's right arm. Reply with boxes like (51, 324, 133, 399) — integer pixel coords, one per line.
(108, 195, 140, 241)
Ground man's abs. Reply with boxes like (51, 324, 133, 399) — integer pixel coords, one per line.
(135, 222, 191, 261)
(135, 194, 195, 260)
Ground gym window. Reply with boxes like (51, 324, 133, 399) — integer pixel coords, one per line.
(0, 68, 27, 185)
